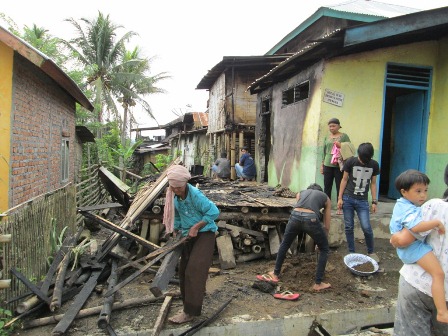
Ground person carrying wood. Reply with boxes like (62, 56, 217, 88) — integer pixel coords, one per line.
(163, 164, 220, 324)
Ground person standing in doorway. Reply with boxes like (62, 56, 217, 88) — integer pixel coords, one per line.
(337, 142, 380, 262)
(235, 146, 256, 181)
(321, 118, 351, 214)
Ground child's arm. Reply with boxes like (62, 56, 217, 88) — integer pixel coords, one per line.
(411, 219, 445, 234)
(390, 228, 416, 248)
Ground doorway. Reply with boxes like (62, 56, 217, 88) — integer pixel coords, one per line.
(379, 64, 431, 200)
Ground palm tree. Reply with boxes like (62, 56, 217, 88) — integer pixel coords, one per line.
(60, 12, 136, 125)
(22, 24, 66, 66)
(112, 47, 170, 180)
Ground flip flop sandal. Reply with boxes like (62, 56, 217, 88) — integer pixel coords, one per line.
(256, 274, 279, 283)
(273, 291, 300, 301)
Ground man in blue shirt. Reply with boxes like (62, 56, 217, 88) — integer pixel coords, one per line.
(235, 146, 256, 181)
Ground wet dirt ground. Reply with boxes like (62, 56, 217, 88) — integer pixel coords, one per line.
(10, 237, 401, 336)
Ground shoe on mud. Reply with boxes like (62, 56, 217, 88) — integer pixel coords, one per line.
(369, 253, 380, 263)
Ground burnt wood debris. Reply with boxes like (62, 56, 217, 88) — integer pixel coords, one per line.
(8, 159, 297, 335)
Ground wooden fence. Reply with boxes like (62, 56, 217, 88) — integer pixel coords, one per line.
(0, 164, 109, 310)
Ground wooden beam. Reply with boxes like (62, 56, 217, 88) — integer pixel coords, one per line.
(23, 292, 180, 329)
(10, 268, 50, 305)
(97, 260, 119, 329)
(51, 264, 106, 335)
(77, 203, 123, 211)
(151, 295, 173, 336)
(217, 221, 265, 238)
(79, 211, 160, 251)
(149, 244, 183, 297)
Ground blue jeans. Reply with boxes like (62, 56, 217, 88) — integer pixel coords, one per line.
(342, 194, 374, 254)
(235, 163, 254, 180)
(274, 211, 329, 284)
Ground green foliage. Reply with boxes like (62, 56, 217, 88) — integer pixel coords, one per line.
(111, 139, 143, 169)
(71, 240, 95, 271)
(47, 219, 68, 267)
(154, 152, 179, 171)
(0, 307, 13, 334)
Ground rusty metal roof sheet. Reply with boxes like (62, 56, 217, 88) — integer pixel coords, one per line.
(192, 112, 208, 128)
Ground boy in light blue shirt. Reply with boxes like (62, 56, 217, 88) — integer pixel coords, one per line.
(390, 169, 448, 323)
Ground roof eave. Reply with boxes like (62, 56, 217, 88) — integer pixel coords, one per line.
(0, 26, 94, 111)
(265, 8, 385, 55)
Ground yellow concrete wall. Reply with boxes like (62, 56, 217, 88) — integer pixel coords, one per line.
(320, 41, 438, 151)
(316, 40, 448, 197)
(0, 42, 13, 211)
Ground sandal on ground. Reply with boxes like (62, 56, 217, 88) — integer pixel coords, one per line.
(256, 273, 279, 283)
(273, 291, 300, 301)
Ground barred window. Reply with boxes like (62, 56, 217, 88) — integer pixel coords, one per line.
(261, 97, 271, 115)
(282, 81, 309, 106)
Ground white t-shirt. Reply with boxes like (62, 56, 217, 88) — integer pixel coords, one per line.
(399, 198, 448, 300)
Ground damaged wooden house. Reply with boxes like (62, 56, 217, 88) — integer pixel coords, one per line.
(196, 55, 289, 181)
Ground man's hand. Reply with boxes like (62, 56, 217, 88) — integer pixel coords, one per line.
(337, 199, 343, 210)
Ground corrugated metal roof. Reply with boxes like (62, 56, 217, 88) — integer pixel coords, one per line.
(193, 112, 208, 128)
(248, 6, 448, 94)
(196, 55, 290, 90)
(266, 0, 420, 55)
(328, 0, 420, 18)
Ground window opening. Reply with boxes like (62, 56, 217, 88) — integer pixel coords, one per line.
(282, 81, 309, 106)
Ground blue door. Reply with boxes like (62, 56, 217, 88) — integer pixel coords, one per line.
(387, 92, 425, 199)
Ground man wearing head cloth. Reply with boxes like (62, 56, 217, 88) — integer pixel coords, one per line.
(164, 164, 220, 324)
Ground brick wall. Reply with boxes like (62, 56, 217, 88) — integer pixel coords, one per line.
(9, 54, 76, 207)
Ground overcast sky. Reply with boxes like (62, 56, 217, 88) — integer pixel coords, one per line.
(1, 0, 447, 132)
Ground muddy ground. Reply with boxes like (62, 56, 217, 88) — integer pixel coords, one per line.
(10, 236, 401, 336)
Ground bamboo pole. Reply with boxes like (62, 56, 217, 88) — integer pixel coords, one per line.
(23, 292, 180, 329)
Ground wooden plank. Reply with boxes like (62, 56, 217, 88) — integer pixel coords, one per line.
(136, 218, 150, 259)
(151, 295, 173, 336)
(79, 211, 160, 251)
(10, 268, 50, 305)
(77, 203, 123, 211)
(97, 260, 119, 329)
(216, 235, 236, 270)
(96, 158, 181, 261)
(103, 249, 171, 298)
(217, 222, 265, 238)
(268, 228, 281, 256)
(52, 265, 106, 335)
(116, 237, 187, 273)
(149, 244, 183, 297)
(23, 292, 180, 329)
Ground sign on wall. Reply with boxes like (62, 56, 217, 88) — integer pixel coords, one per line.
(323, 88, 344, 107)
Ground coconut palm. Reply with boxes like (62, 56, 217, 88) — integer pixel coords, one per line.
(60, 12, 136, 124)
(112, 47, 170, 180)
